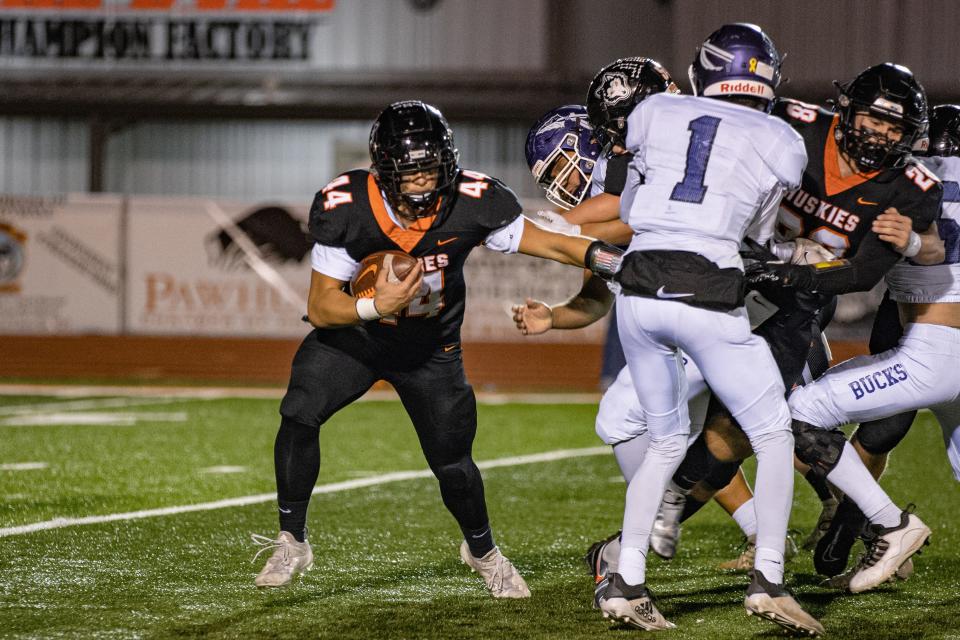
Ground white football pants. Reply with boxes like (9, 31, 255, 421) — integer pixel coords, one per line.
(789, 322, 960, 480)
(615, 294, 794, 584)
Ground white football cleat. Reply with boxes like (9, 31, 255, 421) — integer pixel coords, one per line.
(847, 511, 930, 594)
(599, 573, 675, 631)
(802, 497, 839, 550)
(252, 531, 314, 587)
(459, 542, 531, 598)
(745, 571, 824, 636)
(821, 556, 914, 590)
(650, 487, 685, 560)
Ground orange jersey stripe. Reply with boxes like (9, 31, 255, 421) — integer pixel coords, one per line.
(823, 115, 878, 196)
(366, 174, 437, 253)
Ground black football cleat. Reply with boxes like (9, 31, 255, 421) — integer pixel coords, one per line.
(813, 496, 867, 576)
(584, 530, 621, 580)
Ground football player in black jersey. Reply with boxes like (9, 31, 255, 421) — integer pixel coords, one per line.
(252, 100, 622, 597)
(652, 63, 945, 593)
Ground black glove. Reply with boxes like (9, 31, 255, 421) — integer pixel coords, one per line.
(739, 237, 779, 264)
(744, 261, 817, 291)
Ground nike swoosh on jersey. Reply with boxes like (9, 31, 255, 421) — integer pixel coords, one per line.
(656, 286, 695, 299)
(437, 236, 458, 246)
(856, 197, 879, 206)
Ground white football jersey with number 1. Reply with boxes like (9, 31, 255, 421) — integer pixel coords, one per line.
(622, 92, 807, 268)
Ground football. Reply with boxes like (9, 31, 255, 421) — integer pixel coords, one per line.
(350, 250, 419, 298)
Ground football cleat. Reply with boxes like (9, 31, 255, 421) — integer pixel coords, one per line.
(821, 557, 914, 590)
(650, 487, 685, 560)
(802, 496, 839, 550)
(584, 530, 621, 582)
(718, 534, 798, 572)
(459, 542, 531, 599)
(846, 510, 930, 594)
(745, 571, 824, 636)
(251, 531, 314, 588)
(599, 573, 675, 631)
(813, 497, 867, 576)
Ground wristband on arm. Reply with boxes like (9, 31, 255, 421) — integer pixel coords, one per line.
(355, 297, 382, 321)
(899, 231, 922, 258)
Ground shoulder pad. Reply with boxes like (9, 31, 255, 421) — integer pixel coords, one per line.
(308, 169, 371, 247)
(455, 169, 523, 229)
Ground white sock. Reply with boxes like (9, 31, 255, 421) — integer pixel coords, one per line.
(619, 432, 689, 585)
(619, 546, 647, 586)
(731, 498, 758, 538)
(826, 443, 900, 528)
(613, 432, 651, 483)
(755, 546, 785, 584)
(747, 429, 793, 566)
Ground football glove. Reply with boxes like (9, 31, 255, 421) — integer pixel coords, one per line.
(529, 210, 581, 236)
(743, 261, 816, 290)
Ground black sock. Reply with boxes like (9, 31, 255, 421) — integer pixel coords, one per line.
(274, 417, 321, 542)
(804, 469, 834, 502)
(679, 496, 708, 523)
(462, 523, 495, 558)
(704, 459, 742, 492)
(278, 499, 311, 542)
(672, 434, 712, 493)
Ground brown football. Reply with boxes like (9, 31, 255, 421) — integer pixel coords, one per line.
(350, 250, 419, 298)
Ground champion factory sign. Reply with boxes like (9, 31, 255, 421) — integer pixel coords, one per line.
(0, 0, 334, 64)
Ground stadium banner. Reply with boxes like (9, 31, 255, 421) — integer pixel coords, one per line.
(0, 0, 334, 66)
(126, 197, 313, 337)
(0, 193, 122, 334)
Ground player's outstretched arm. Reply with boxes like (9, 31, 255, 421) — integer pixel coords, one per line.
(872, 209, 945, 265)
(511, 270, 613, 335)
(306, 263, 423, 328)
(580, 219, 633, 245)
(563, 192, 621, 225)
(517, 217, 594, 266)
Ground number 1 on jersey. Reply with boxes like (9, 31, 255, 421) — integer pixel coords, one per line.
(670, 116, 722, 204)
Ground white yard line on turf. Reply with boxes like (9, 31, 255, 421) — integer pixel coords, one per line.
(0, 396, 185, 416)
(0, 462, 48, 471)
(0, 446, 608, 538)
(0, 384, 601, 405)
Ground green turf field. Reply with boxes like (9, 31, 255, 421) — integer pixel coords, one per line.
(0, 392, 958, 639)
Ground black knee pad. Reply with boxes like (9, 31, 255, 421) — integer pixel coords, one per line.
(792, 421, 846, 479)
(435, 457, 479, 494)
(703, 459, 743, 492)
(852, 411, 917, 455)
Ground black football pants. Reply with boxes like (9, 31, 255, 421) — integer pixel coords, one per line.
(278, 327, 489, 534)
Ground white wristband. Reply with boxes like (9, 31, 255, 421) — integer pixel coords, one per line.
(900, 231, 922, 258)
(355, 297, 382, 321)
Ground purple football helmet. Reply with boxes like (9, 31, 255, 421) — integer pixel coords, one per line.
(689, 23, 782, 107)
(525, 105, 601, 210)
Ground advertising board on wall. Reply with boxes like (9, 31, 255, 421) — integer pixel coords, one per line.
(126, 197, 313, 337)
(0, 193, 122, 334)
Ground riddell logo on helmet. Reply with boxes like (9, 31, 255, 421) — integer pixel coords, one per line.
(719, 81, 766, 95)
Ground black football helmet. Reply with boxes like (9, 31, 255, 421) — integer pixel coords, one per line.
(369, 100, 460, 218)
(926, 104, 960, 158)
(834, 63, 928, 171)
(586, 57, 678, 148)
